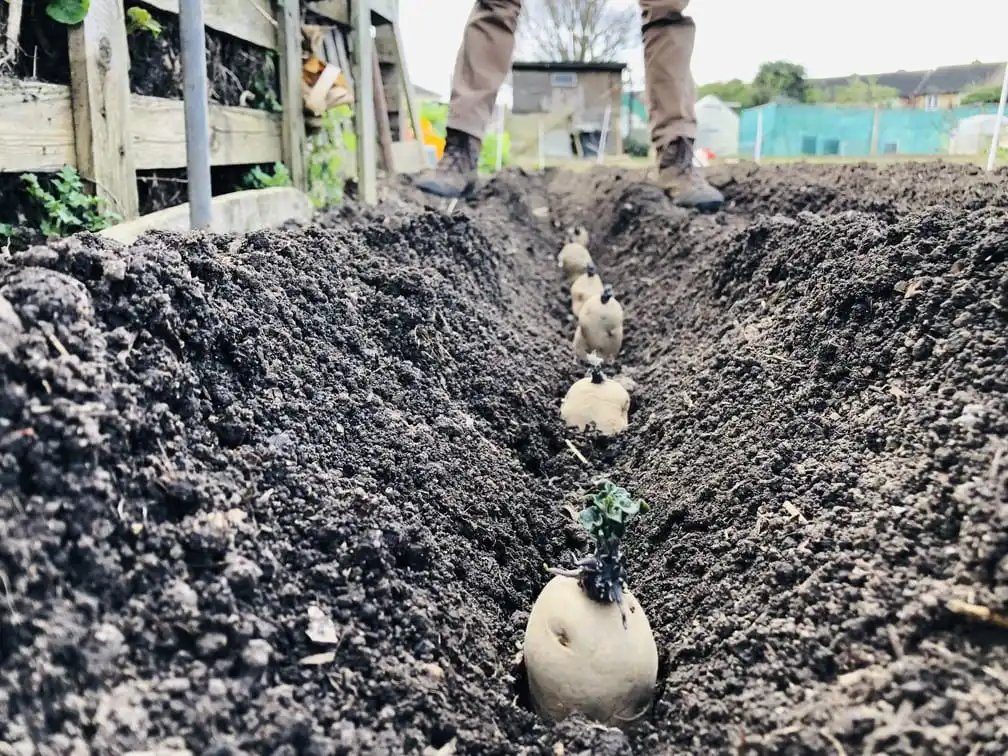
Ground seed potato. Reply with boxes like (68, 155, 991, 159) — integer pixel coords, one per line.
(557, 242, 594, 282)
(560, 368, 630, 435)
(565, 226, 589, 247)
(570, 265, 604, 317)
(574, 284, 624, 361)
(523, 575, 658, 725)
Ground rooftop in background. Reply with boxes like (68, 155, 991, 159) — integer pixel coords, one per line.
(412, 83, 445, 102)
(511, 61, 628, 73)
(810, 61, 1006, 98)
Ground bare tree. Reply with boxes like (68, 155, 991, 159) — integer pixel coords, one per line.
(518, 0, 639, 63)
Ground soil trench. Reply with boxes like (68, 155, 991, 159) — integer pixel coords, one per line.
(1, 163, 1007, 756)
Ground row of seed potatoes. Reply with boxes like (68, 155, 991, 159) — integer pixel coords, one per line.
(519, 226, 660, 732)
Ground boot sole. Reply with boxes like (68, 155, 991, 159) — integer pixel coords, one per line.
(671, 195, 723, 214)
(414, 178, 477, 199)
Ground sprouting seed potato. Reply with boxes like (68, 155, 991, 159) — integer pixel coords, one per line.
(560, 362, 630, 435)
(565, 226, 589, 247)
(574, 284, 624, 362)
(570, 265, 604, 317)
(523, 575, 658, 725)
(557, 242, 593, 282)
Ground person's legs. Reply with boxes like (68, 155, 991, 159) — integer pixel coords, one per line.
(639, 0, 723, 211)
(414, 0, 522, 198)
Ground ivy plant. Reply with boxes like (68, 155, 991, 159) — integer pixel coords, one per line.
(46, 0, 91, 25)
(241, 162, 293, 190)
(21, 166, 122, 238)
(126, 6, 162, 37)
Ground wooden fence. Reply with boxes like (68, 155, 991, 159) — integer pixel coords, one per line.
(0, 0, 418, 225)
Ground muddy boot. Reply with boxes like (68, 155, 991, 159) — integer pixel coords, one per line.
(656, 138, 724, 213)
(412, 128, 481, 199)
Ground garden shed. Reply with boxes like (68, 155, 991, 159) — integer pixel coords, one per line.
(510, 61, 625, 157)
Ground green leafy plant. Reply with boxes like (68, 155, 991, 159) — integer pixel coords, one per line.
(21, 166, 122, 238)
(249, 53, 283, 113)
(306, 105, 355, 208)
(479, 131, 511, 174)
(623, 137, 649, 158)
(46, 0, 90, 25)
(0, 223, 14, 238)
(420, 101, 447, 137)
(241, 162, 292, 190)
(126, 6, 162, 37)
(547, 479, 648, 626)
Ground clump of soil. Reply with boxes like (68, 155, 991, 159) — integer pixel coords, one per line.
(2, 161, 1006, 755)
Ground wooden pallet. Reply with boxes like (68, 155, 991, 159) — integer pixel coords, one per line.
(307, 0, 426, 203)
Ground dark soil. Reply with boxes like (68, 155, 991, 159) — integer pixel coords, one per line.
(1, 1, 69, 84)
(126, 6, 280, 109)
(2, 162, 1007, 755)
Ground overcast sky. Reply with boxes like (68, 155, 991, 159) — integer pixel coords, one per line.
(399, 0, 1008, 99)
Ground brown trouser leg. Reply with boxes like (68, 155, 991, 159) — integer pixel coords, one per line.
(639, 0, 697, 149)
(447, 0, 523, 140)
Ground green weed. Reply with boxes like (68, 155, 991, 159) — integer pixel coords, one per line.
(20, 166, 122, 238)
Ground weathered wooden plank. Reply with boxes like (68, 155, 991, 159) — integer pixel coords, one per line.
(140, 0, 278, 50)
(371, 48, 395, 172)
(99, 186, 313, 244)
(386, 20, 425, 167)
(309, 0, 395, 24)
(306, 0, 348, 24)
(131, 95, 282, 169)
(0, 82, 283, 172)
(68, 0, 140, 219)
(391, 141, 427, 175)
(276, 0, 308, 189)
(0, 81, 78, 172)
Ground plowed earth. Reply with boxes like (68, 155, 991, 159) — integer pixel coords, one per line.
(2, 162, 1006, 755)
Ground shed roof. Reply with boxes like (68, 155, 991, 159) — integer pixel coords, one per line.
(809, 62, 1006, 98)
(512, 61, 627, 73)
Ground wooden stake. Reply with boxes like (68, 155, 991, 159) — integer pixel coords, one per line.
(371, 47, 395, 174)
(276, 0, 307, 190)
(67, 0, 139, 219)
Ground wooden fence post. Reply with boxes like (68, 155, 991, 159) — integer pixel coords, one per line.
(276, 0, 308, 191)
(67, 0, 139, 220)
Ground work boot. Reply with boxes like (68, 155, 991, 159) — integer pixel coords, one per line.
(656, 137, 724, 213)
(413, 128, 481, 198)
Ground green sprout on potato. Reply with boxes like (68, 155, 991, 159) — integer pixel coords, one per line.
(548, 479, 648, 627)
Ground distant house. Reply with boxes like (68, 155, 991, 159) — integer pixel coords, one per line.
(810, 61, 1006, 110)
(510, 61, 626, 156)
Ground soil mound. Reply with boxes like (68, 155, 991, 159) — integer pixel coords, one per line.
(2, 162, 1006, 756)
(543, 162, 1008, 754)
(0, 196, 608, 754)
